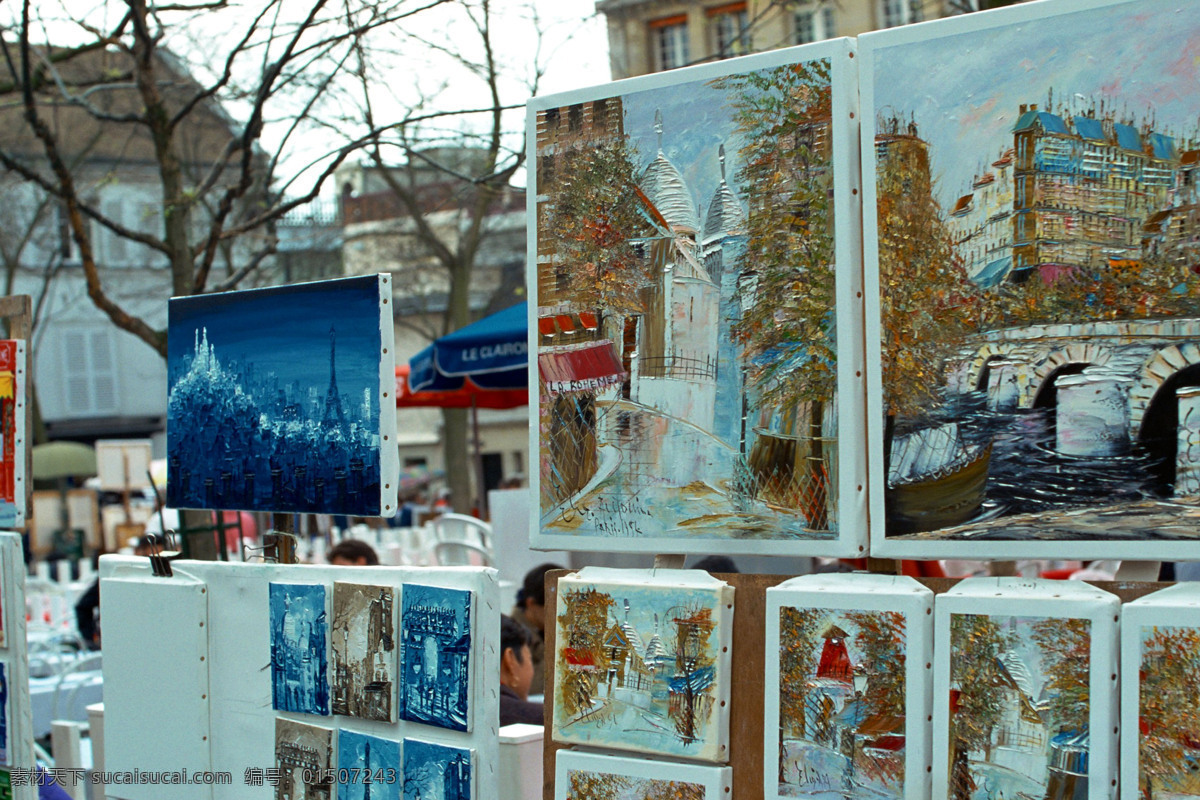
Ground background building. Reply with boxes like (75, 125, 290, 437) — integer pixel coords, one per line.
(596, 0, 1028, 80)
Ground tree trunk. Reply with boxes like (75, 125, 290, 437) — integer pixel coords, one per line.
(442, 406, 472, 514)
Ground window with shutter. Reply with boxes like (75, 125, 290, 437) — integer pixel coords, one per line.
(62, 327, 118, 416)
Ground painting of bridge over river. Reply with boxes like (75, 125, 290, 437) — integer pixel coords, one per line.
(861, 0, 1200, 558)
(529, 39, 866, 557)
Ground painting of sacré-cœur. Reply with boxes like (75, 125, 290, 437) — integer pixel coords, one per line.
(270, 582, 329, 715)
(554, 571, 732, 761)
(531, 40, 863, 556)
(167, 275, 396, 518)
(776, 608, 907, 799)
(948, 613, 1091, 800)
(337, 729, 400, 800)
(275, 718, 332, 800)
(403, 739, 471, 800)
(862, 0, 1200, 557)
(400, 583, 473, 732)
(331, 582, 396, 723)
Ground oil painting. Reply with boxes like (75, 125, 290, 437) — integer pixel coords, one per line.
(0, 663, 9, 766)
(766, 574, 933, 800)
(0, 342, 24, 531)
(331, 581, 396, 723)
(933, 580, 1118, 800)
(1120, 584, 1200, 800)
(400, 583, 473, 732)
(337, 730, 400, 800)
(402, 739, 471, 800)
(553, 568, 733, 762)
(270, 582, 329, 716)
(275, 718, 333, 800)
(167, 275, 397, 518)
(861, 0, 1200, 558)
(554, 750, 731, 800)
(529, 39, 866, 557)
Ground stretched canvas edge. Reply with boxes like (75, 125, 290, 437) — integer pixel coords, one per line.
(376, 273, 398, 518)
(8, 344, 23, 529)
(527, 37, 868, 557)
(764, 577, 933, 800)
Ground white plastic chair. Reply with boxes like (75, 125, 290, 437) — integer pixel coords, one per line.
(431, 539, 494, 568)
(430, 513, 493, 552)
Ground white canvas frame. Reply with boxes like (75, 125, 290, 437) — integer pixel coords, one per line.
(765, 574, 933, 800)
(554, 749, 732, 800)
(931, 579, 1119, 800)
(1119, 583, 1200, 800)
(861, 0, 1200, 560)
(99, 558, 497, 800)
(551, 567, 734, 763)
(0, 535, 34, 800)
(527, 37, 867, 557)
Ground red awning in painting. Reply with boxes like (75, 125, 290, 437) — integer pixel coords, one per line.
(816, 637, 852, 682)
(538, 340, 626, 396)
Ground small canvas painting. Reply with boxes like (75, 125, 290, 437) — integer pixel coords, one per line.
(402, 739, 472, 800)
(553, 569, 733, 761)
(530, 39, 865, 557)
(555, 750, 731, 800)
(777, 608, 906, 799)
(337, 730, 400, 800)
(270, 582, 330, 715)
(400, 583, 473, 732)
(332, 582, 396, 723)
(167, 275, 397, 517)
(861, 0, 1200, 558)
(275, 718, 333, 800)
(0, 342, 25, 530)
(948, 613, 1091, 800)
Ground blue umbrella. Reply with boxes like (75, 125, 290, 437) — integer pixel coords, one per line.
(408, 302, 527, 392)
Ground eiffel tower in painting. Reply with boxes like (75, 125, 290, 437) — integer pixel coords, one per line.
(324, 325, 349, 437)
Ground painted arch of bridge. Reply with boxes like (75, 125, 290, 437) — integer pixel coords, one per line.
(1131, 343, 1200, 437)
(1029, 342, 1115, 409)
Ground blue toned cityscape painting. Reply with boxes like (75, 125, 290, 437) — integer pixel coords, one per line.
(336, 730, 400, 800)
(402, 739, 471, 800)
(167, 275, 395, 516)
(270, 582, 329, 715)
(400, 584, 473, 732)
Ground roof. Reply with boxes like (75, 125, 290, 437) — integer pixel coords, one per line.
(702, 179, 747, 244)
(1072, 116, 1106, 142)
(1013, 110, 1070, 136)
(641, 150, 699, 235)
(1114, 123, 1142, 152)
(1150, 132, 1176, 160)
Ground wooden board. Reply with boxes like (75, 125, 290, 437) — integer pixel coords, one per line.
(542, 571, 1171, 800)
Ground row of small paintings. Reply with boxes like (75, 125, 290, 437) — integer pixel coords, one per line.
(274, 717, 471, 800)
(528, 0, 1200, 563)
(765, 574, 1200, 800)
(270, 580, 473, 733)
(553, 570, 1200, 800)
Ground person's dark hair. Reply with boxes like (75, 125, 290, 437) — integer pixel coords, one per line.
(501, 614, 531, 663)
(691, 555, 739, 574)
(518, 562, 564, 607)
(327, 539, 379, 565)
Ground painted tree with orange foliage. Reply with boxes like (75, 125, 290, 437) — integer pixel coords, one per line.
(1031, 617, 1091, 739)
(778, 607, 827, 743)
(1139, 624, 1200, 800)
(844, 611, 906, 722)
(876, 116, 986, 420)
(557, 587, 616, 718)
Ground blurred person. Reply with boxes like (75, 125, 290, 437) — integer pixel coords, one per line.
(499, 615, 543, 726)
(74, 535, 164, 649)
(326, 539, 379, 566)
(690, 555, 739, 574)
(511, 562, 563, 693)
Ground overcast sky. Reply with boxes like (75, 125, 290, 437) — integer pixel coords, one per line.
(869, 0, 1200, 207)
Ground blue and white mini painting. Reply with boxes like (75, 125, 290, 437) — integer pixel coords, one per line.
(402, 739, 472, 800)
(0, 662, 9, 765)
(400, 584, 473, 732)
(336, 730, 400, 800)
(270, 582, 330, 716)
(166, 275, 397, 517)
